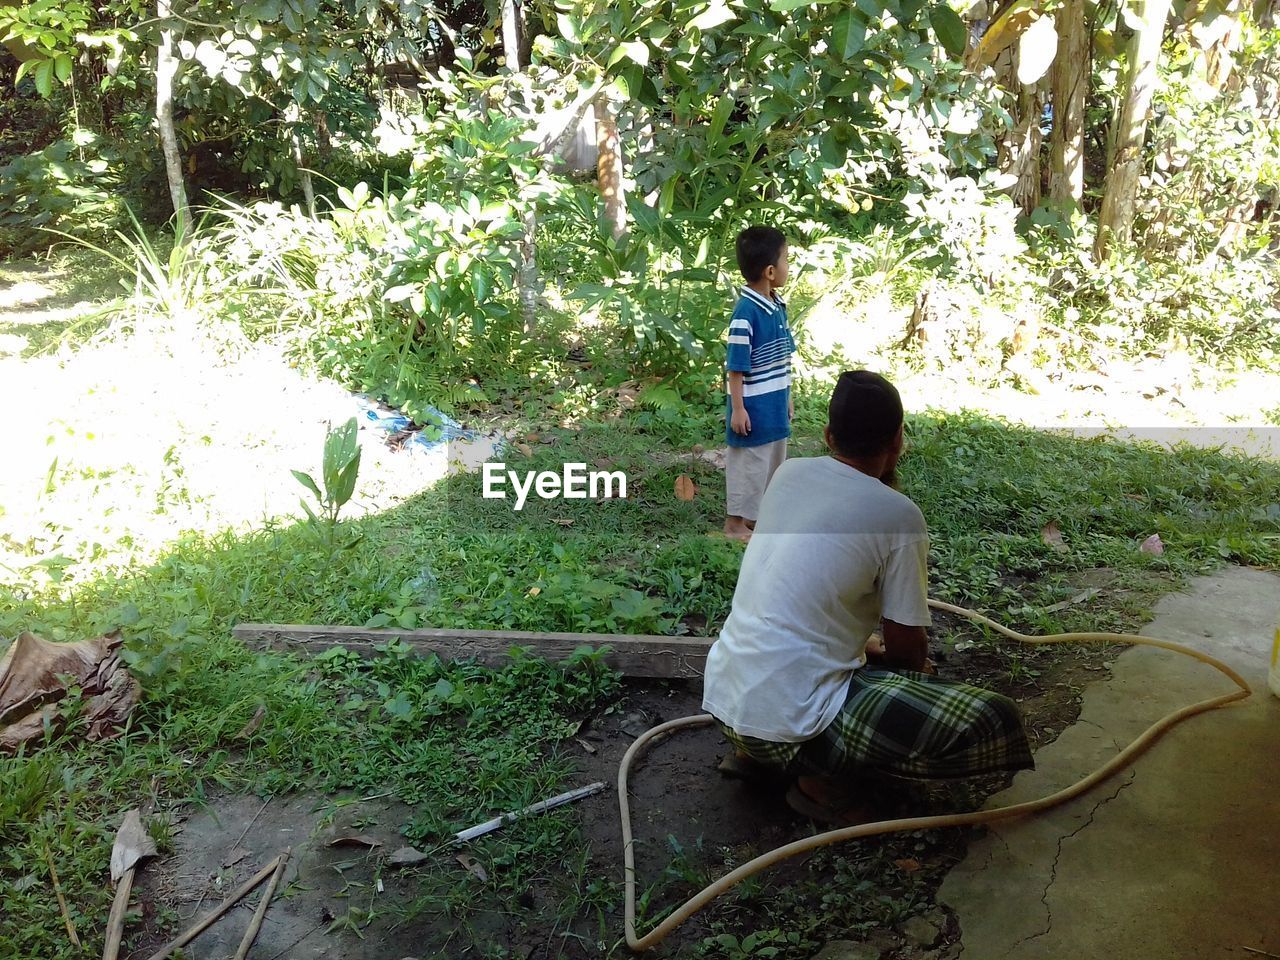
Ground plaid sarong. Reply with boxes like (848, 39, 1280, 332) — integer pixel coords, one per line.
(719, 668, 1033, 780)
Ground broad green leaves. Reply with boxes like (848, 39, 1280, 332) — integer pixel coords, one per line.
(931, 4, 968, 57)
(2, 0, 91, 95)
(831, 8, 869, 60)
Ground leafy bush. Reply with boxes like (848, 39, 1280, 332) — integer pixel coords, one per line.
(0, 131, 124, 256)
(1028, 209, 1280, 361)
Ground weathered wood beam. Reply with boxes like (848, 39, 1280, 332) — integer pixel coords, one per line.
(233, 623, 711, 680)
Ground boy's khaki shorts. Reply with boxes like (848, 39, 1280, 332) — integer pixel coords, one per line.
(726, 439, 787, 521)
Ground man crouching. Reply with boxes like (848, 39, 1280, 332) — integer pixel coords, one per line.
(702, 371, 1033, 824)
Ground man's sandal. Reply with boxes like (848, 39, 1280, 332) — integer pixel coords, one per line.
(784, 782, 878, 827)
(717, 750, 785, 785)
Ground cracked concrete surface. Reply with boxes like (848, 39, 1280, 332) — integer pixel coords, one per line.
(938, 566, 1280, 960)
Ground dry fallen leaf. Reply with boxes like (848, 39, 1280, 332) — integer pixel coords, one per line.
(1140, 533, 1165, 556)
(234, 705, 267, 740)
(329, 835, 382, 849)
(1, 632, 139, 754)
(527, 586, 542, 597)
(386, 846, 430, 867)
(894, 858, 922, 874)
(387, 847, 428, 867)
(456, 853, 489, 882)
(1040, 521, 1068, 553)
(576, 738, 596, 755)
(674, 475, 697, 502)
(110, 810, 158, 883)
(1043, 588, 1101, 613)
(550, 518, 574, 527)
(516, 442, 533, 457)
(222, 847, 250, 868)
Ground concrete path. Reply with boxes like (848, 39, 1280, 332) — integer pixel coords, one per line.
(939, 566, 1280, 960)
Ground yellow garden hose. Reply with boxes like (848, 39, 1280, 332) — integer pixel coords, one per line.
(618, 598, 1253, 952)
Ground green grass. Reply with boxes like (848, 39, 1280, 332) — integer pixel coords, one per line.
(1, 384, 1278, 958)
(0, 248, 129, 356)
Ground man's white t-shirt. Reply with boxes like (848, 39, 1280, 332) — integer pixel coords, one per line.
(702, 456, 932, 743)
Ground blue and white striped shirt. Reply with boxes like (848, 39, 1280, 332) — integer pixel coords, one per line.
(726, 287, 796, 448)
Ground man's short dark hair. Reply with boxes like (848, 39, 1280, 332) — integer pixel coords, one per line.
(827, 371, 904, 459)
(736, 226, 786, 282)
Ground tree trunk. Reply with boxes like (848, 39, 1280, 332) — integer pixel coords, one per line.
(1009, 80, 1044, 214)
(501, 0, 521, 70)
(596, 97, 626, 239)
(286, 104, 316, 217)
(1095, 0, 1174, 259)
(1048, 0, 1088, 207)
(155, 0, 189, 229)
(500, 0, 536, 330)
(518, 207, 538, 334)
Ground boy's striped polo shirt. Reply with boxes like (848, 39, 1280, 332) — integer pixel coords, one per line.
(725, 286, 796, 448)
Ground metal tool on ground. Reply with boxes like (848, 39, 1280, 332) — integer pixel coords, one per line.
(454, 782, 606, 844)
(616, 597, 1253, 952)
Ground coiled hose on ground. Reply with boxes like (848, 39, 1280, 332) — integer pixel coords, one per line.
(618, 598, 1253, 952)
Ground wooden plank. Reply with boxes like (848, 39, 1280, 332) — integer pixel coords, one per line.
(233, 623, 711, 680)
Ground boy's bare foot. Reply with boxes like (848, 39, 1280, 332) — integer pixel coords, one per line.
(723, 517, 753, 541)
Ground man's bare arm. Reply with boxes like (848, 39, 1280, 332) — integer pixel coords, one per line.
(880, 619, 929, 672)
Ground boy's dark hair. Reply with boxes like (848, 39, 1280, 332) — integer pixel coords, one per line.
(827, 371, 904, 459)
(736, 226, 787, 282)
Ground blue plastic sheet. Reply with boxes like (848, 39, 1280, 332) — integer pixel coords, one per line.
(354, 394, 505, 457)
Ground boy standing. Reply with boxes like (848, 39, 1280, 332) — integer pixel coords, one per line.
(724, 226, 795, 540)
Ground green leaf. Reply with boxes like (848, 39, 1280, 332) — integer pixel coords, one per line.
(332, 456, 361, 508)
(932, 4, 968, 58)
(557, 12, 579, 44)
(689, 0, 737, 30)
(384, 691, 413, 719)
(706, 94, 735, 147)
(299, 498, 320, 524)
(34, 59, 53, 98)
(819, 130, 848, 166)
(769, 0, 815, 11)
(53, 54, 72, 83)
(292, 470, 322, 500)
(832, 9, 868, 61)
(621, 40, 650, 66)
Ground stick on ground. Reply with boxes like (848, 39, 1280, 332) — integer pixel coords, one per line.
(144, 856, 281, 960)
(232, 847, 291, 960)
(43, 844, 81, 949)
(102, 867, 135, 960)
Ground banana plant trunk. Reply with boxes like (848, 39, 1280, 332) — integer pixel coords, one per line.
(155, 0, 190, 229)
(1096, 0, 1174, 258)
(1049, 0, 1088, 206)
(501, 0, 521, 70)
(596, 96, 626, 239)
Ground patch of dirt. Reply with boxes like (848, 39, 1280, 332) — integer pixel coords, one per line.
(124, 665, 1073, 959)
(130, 792, 429, 960)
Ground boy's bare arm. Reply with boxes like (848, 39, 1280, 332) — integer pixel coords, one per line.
(728, 371, 751, 436)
